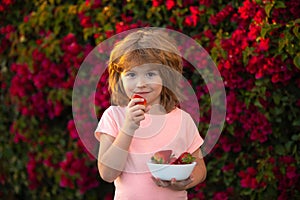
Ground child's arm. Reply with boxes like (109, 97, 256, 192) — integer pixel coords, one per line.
(97, 97, 149, 182)
(97, 130, 133, 183)
(183, 148, 206, 189)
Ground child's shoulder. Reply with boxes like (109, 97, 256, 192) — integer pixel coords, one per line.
(104, 105, 126, 115)
(170, 107, 192, 119)
(172, 107, 188, 114)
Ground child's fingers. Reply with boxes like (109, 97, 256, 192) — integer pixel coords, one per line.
(129, 98, 145, 107)
(132, 109, 145, 116)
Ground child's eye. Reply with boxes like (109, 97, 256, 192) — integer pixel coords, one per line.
(146, 71, 158, 78)
(125, 72, 136, 78)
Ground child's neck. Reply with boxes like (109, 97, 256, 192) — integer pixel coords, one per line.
(147, 104, 167, 115)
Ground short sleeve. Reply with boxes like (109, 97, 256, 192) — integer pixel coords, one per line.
(185, 113, 204, 154)
(94, 107, 119, 141)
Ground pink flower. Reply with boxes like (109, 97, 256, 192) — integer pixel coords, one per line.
(222, 163, 235, 172)
(213, 187, 233, 200)
(238, 167, 259, 189)
(67, 120, 79, 139)
(213, 191, 228, 200)
(67, 42, 81, 55)
(286, 166, 298, 179)
(105, 30, 115, 38)
(59, 174, 74, 188)
(62, 33, 76, 44)
(279, 156, 295, 165)
(33, 71, 48, 89)
(26, 154, 40, 190)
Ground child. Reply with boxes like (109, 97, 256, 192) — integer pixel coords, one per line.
(95, 28, 206, 200)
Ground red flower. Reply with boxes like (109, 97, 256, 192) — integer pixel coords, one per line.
(247, 23, 261, 41)
(152, 0, 162, 7)
(253, 8, 266, 24)
(78, 14, 93, 28)
(166, 0, 175, 10)
(67, 42, 81, 55)
(209, 4, 234, 26)
(258, 38, 270, 51)
(85, 0, 101, 9)
(238, 0, 258, 20)
(62, 33, 76, 44)
(190, 6, 200, 15)
(184, 15, 198, 27)
(199, 0, 212, 7)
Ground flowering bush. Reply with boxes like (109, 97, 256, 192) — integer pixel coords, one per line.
(1, 0, 299, 199)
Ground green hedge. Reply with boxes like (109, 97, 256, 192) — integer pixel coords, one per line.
(1, 0, 299, 199)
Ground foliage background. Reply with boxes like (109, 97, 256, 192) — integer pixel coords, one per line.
(1, 0, 300, 199)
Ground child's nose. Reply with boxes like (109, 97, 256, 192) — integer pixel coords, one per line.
(136, 76, 147, 87)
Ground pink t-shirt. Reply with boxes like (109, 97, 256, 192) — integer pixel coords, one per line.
(95, 106, 204, 200)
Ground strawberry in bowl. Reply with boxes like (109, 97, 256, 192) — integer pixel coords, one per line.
(147, 150, 196, 181)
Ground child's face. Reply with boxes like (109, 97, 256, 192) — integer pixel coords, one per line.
(121, 64, 163, 106)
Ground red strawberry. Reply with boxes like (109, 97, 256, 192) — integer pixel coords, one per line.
(169, 156, 178, 164)
(132, 94, 147, 106)
(151, 150, 172, 164)
(176, 152, 196, 164)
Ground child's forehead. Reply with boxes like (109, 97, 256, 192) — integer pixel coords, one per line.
(126, 63, 162, 71)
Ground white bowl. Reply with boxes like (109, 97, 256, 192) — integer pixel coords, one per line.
(147, 161, 196, 181)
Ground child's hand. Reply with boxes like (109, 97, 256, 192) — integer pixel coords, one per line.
(151, 176, 193, 191)
(121, 98, 150, 135)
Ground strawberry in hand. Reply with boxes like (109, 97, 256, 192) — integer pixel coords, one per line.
(132, 94, 147, 106)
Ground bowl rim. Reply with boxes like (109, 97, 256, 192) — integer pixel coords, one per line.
(147, 161, 197, 167)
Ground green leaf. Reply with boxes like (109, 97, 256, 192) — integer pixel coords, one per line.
(278, 36, 287, 52)
(293, 54, 300, 70)
(273, 94, 281, 105)
(292, 118, 300, 126)
(261, 25, 270, 38)
(285, 141, 293, 152)
(293, 26, 300, 39)
(275, 144, 285, 155)
(274, 1, 286, 9)
(291, 134, 300, 141)
(264, 4, 273, 18)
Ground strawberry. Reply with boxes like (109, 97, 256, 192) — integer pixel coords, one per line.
(176, 152, 196, 164)
(169, 156, 178, 164)
(132, 94, 147, 106)
(151, 150, 172, 164)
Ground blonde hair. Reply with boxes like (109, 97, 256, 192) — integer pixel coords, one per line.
(108, 29, 184, 113)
